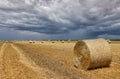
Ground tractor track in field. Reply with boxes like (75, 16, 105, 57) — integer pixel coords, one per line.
(0, 43, 51, 79)
(12, 44, 59, 79)
(0, 43, 6, 61)
(0, 43, 7, 78)
(1, 43, 40, 79)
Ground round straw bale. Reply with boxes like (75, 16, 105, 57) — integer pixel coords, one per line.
(52, 41, 55, 43)
(106, 39, 111, 44)
(74, 38, 111, 70)
(41, 41, 44, 43)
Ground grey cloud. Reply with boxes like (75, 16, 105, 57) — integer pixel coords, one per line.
(9, 26, 69, 34)
(0, 0, 120, 39)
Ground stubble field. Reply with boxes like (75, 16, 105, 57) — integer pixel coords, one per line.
(0, 40, 120, 79)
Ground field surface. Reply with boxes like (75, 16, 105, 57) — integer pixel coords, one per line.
(0, 41, 119, 79)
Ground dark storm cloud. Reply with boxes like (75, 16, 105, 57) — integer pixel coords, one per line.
(0, 0, 120, 39)
(9, 26, 69, 34)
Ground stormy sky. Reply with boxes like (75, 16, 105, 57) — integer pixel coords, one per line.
(0, 0, 120, 40)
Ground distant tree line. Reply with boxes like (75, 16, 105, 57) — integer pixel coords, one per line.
(110, 39, 120, 41)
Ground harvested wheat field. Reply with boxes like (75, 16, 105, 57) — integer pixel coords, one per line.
(0, 40, 120, 79)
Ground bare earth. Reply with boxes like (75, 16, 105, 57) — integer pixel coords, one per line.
(0, 41, 120, 79)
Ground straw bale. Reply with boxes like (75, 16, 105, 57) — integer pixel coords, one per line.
(74, 38, 111, 70)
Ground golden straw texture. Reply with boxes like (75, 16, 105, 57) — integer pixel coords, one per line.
(74, 38, 112, 70)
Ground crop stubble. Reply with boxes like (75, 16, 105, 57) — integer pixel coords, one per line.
(15, 41, 120, 79)
(0, 41, 119, 79)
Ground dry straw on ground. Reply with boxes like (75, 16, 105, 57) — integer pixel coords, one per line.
(74, 38, 112, 70)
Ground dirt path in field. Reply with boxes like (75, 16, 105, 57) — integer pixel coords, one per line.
(0, 43, 47, 79)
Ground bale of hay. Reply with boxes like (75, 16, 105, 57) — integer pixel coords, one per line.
(33, 42, 35, 43)
(61, 41, 64, 43)
(41, 41, 44, 43)
(74, 38, 112, 70)
(106, 39, 111, 44)
(52, 41, 55, 43)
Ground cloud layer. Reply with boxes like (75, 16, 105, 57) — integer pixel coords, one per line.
(0, 0, 120, 39)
